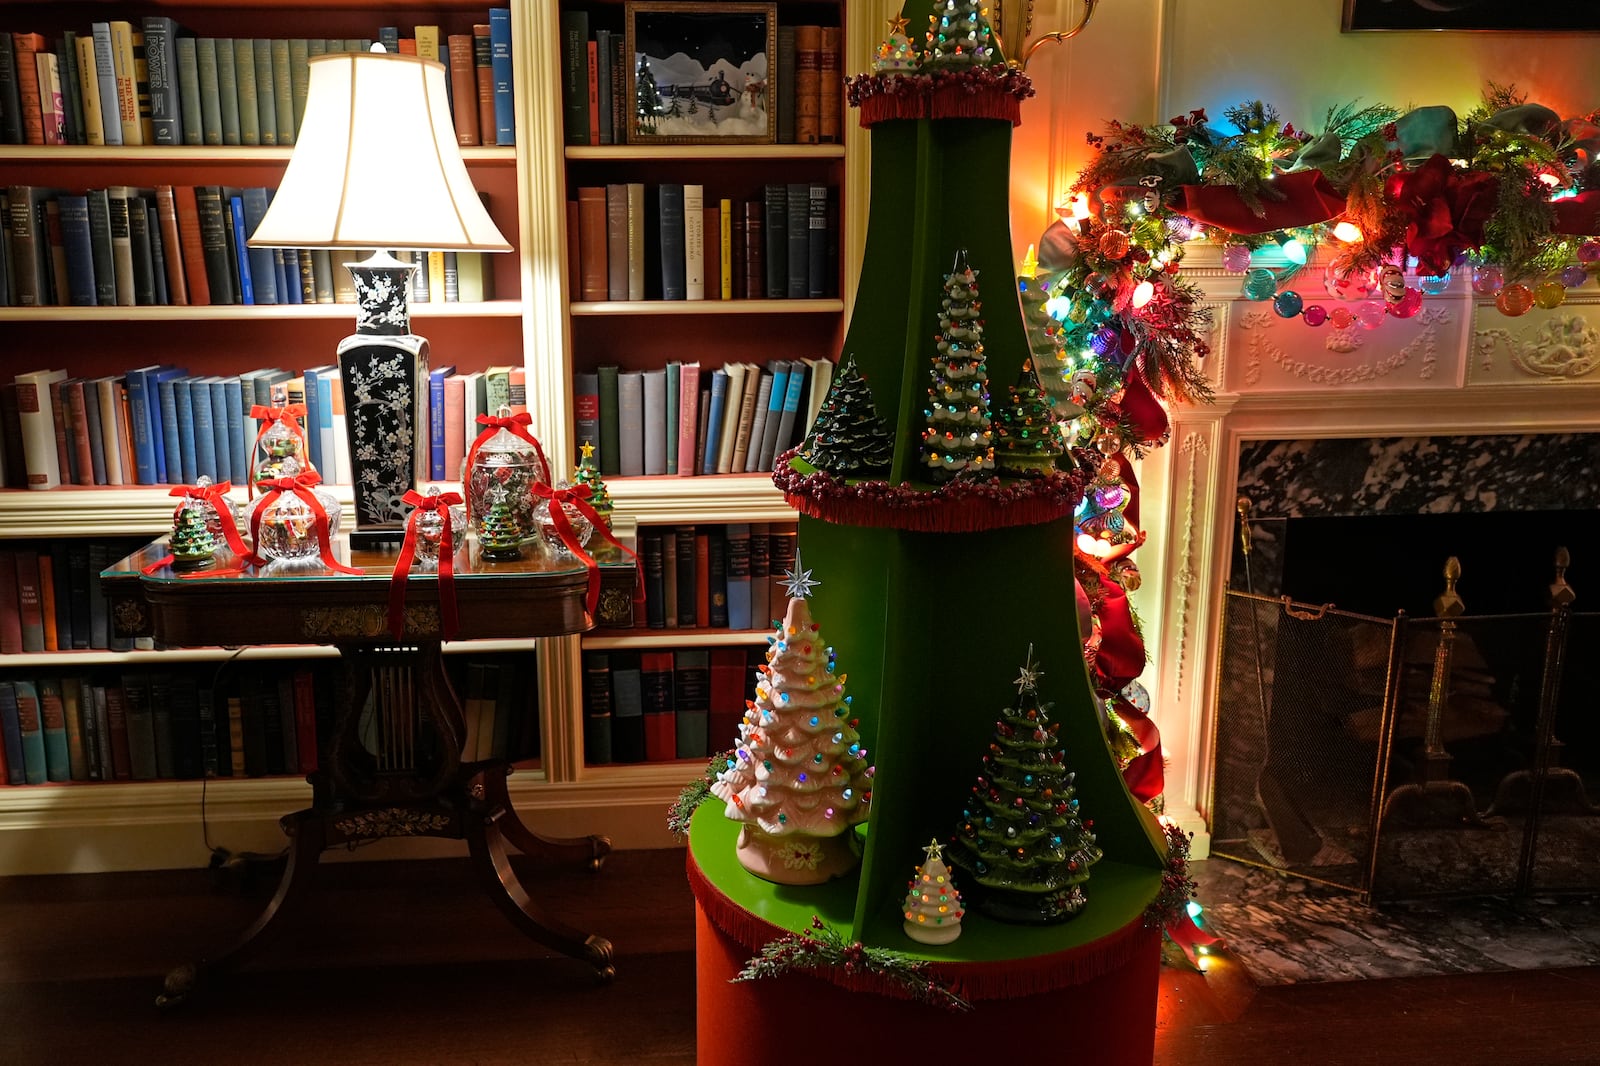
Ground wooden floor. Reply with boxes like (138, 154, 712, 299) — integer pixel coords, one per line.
(2, 847, 1597, 1065)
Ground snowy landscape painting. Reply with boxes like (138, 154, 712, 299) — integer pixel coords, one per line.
(626, 2, 775, 144)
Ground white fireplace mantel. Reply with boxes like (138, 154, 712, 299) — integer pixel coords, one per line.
(1132, 245, 1600, 854)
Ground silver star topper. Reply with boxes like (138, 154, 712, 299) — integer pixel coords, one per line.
(922, 838, 945, 864)
(780, 550, 819, 600)
(1014, 644, 1043, 695)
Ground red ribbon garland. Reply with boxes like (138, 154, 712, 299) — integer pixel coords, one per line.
(247, 403, 310, 498)
(142, 481, 252, 574)
(388, 489, 463, 641)
(462, 412, 553, 520)
(245, 471, 362, 575)
(530, 481, 642, 618)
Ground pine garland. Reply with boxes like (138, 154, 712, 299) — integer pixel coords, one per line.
(1145, 820, 1198, 930)
(733, 916, 973, 1012)
(668, 751, 733, 838)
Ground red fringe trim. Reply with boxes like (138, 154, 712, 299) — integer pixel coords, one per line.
(774, 449, 1084, 533)
(687, 851, 1162, 1001)
(858, 86, 1023, 128)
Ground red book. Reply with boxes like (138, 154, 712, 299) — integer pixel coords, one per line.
(708, 648, 748, 753)
(640, 651, 676, 762)
(576, 186, 608, 301)
(0, 550, 21, 654)
(171, 186, 209, 305)
(447, 34, 479, 146)
(742, 201, 763, 301)
(62, 379, 94, 486)
(154, 186, 188, 305)
(676, 363, 700, 477)
(105, 684, 132, 780)
(585, 41, 600, 147)
(12, 33, 47, 145)
(37, 552, 56, 652)
(292, 669, 318, 774)
(13, 548, 43, 653)
(473, 24, 495, 152)
(703, 207, 721, 301)
(47, 377, 72, 486)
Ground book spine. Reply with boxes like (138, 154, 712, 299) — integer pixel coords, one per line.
(786, 183, 809, 299)
(233, 39, 258, 145)
(13, 369, 64, 489)
(701, 369, 728, 477)
(489, 9, 514, 146)
(763, 186, 786, 298)
(176, 36, 203, 145)
(725, 524, 752, 629)
(808, 185, 829, 299)
(154, 186, 188, 306)
(664, 362, 681, 475)
(793, 25, 821, 145)
(89, 25, 122, 145)
(683, 185, 704, 301)
(13, 34, 46, 145)
(594, 29, 612, 145)
(57, 195, 96, 307)
(473, 25, 495, 151)
(34, 52, 65, 145)
(642, 368, 667, 476)
(625, 182, 646, 301)
(776, 26, 796, 145)
(719, 200, 734, 299)
(289, 38, 310, 136)
(560, 11, 589, 145)
(675, 363, 700, 477)
(605, 184, 628, 301)
(0, 36, 22, 145)
(658, 184, 686, 300)
(581, 651, 613, 765)
(252, 39, 277, 145)
(674, 527, 697, 628)
(59, 34, 85, 146)
(641, 529, 665, 629)
(577, 186, 608, 301)
(448, 34, 478, 146)
(73, 36, 104, 146)
(596, 365, 620, 476)
(141, 17, 181, 145)
(109, 22, 141, 145)
(820, 27, 841, 143)
(270, 38, 293, 144)
(617, 369, 644, 478)
(14, 681, 46, 784)
(215, 38, 240, 144)
(707, 530, 728, 629)
(573, 371, 600, 460)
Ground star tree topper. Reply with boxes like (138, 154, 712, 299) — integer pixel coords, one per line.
(781, 550, 819, 600)
(923, 837, 946, 863)
(1014, 643, 1043, 695)
(579, 441, 596, 460)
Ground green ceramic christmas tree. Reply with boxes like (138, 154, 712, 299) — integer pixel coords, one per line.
(995, 360, 1064, 478)
(170, 505, 218, 571)
(800, 355, 895, 477)
(919, 251, 995, 482)
(477, 496, 524, 560)
(571, 441, 614, 529)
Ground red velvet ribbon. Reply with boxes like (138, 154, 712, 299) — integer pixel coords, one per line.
(247, 403, 310, 498)
(1173, 170, 1346, 234)
(245, 471, 362, 575)
(463, 412, 553, 520)
(388, 489, 462, 641)
(530, 481, 642, 617)
(142, 481, 251, 574)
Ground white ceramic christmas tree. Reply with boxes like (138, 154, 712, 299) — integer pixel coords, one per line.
(711, 556, 875, 885)
(903, 839, 965, 945)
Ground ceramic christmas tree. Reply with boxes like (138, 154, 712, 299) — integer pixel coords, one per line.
(946, 646, 1103, 924)
(994, 360, 1064, 478)
(920, 250, 995, 482)
(875, 13, 919, 72)
(571, 442, 614, 529)
(800, 355, 895, 476)
(710, 558, 875, 885)
(169, 504, 218, 570)
(903, 839, 965, 945)
(921, 0, 995, 68)
(477, 495, 524, 560)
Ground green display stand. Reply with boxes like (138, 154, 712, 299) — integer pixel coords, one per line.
(688, 5, 1167, 1057)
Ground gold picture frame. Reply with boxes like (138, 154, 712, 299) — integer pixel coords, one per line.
(625, 1, 777, 145)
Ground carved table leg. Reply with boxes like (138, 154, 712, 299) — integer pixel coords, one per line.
(479, 765, 612, 871)
(465, 802, 616, 984)
(157, 809, 327, 1008)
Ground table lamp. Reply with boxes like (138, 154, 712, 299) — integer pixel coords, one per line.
(250, 47, 511, 549)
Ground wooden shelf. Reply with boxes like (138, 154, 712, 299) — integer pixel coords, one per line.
(603, 475, 793, 524)
(583, 629, 770, 650)
(568, 299, 844, 316)
(565, 144, 845, 162)
(0, 301, 522, 323)
(0, 145, 516, 165)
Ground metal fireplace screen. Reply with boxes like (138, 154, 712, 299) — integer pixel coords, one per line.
(1211, 592, 1600, 901)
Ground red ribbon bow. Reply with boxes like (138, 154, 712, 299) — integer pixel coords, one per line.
(245, 471, 362, 575)
(530, 481, 642, 619)
(388, 490, 463, 641)
(463, 412, 553, 521)
(247, 403, 311, 498)
(141, 481, 251, 574)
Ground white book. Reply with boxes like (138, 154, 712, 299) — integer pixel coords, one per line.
(715, 362, 747, 474)
(642, 367, 667, 476)
(459, 370, 485, 473)
(618, 369, 645, 477)
(743, 370, 775, 472)
(13, 369, 68, 490)
(804, 357, 835, 433)
(683, 183, 704, 300)
(96, 377, 125, 486)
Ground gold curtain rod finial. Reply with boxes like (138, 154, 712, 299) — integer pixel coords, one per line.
(1434, 556, 1465, 619)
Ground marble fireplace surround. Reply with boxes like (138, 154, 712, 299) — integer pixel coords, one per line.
(1132, 247, 1600, 855)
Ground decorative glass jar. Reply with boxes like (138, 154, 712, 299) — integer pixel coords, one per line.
(252, 481, 343, 572)
(466, 405, 548, 545)
(533, 482, 595, 557)
(253, 408, 311, 486)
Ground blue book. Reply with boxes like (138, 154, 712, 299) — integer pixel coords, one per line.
(307, 366, 337, 481)
(301, 365, 324, 473)
(80, 379, 108, 485)
(229, 196, 254, 305)
(13, 680, 46, 785)
(725, 524, 751, 630)
(144, 366, 188, 483)
(489, 8, 514, 145)
(222, 376, 247, 484)
(191, 376, 218, 482)
(283, 249, 303, 303)
(158, 375, 186, 485)
(658, 183, 686, 300)
(755, 360, 792, 472)
(126, 365, 164, 481)
(701, 368, 729, 477)
(240, 188, 277, 304)
(58, 194, 97, 306)
(273, 248, 291, 305)
(208, 377, 234, 486)
(37, 679, 69, 783)
(378, 26, 400, 53)
(428, 365, 456, 480)
(0, 682, 25, 785)
(772, 367, 807, 461)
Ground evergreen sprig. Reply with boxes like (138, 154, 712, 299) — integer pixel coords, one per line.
(667, 751, 733, 838)
(1145, 821, 1198, 929)
(733, 917, 973, 1012)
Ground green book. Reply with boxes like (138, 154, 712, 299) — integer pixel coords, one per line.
(195, 39, 222, 145)
(665, 362, 680, 474)
(13, 680, 47, 785)
(175, 36, 202, 144)
(213, 38, 238, 144)
(457, 251, 484, 302)
(59, 32, 86, 145)
(288, 38, 309, 134)
(251, 38, 276, 146)
(596, 365, 621, 476)
(231, 39, 257, 144)
(270, 38, 292, 144)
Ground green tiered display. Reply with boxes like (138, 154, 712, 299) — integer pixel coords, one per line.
(691, 0, 1166, 999)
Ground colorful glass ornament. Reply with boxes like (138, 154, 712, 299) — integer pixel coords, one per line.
(252, 479, 343, 571)
(410, 486, 467, 572)
(1222, 243, 1251, 272)
(1324, 255, 1374, 300)
(1419, 271, 1452, 296)
(1301, 303, 1328, 326)
(1328, 306, 1354, 329)
(1272, 290, 1303, 318)
(1471, 263, 1504, 296)
(1497, 283, 1535, 316)
(1533, 281, 1567, 309)
(1353, 301, 1386, 330)
(253, 407, 310, 486)
(1560, 264, 1588, 288)
(1097, 228, 1131, 260)
(533, 481, 596, 556)
(1389, 287, 1424, 318)
(1242, 268, 1277, 301)
(1579, 241, 1600, 265)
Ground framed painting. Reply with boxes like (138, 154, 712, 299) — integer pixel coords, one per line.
(625, 1, 777, 144)
(1342, 0, 1600, 32)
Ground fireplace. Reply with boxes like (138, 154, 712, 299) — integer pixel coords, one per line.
(1206, 434, 1600, 900)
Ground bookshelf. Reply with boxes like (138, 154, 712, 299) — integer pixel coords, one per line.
(0, 0, 878, 873)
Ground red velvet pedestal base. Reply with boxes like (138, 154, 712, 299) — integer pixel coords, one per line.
(694, 901, 1162, 1066)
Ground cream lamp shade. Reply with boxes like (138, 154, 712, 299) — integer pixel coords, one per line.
(249, 48, 511, 252)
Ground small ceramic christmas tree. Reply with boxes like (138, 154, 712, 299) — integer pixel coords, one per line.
(800, 355, 895, 477)
(710, 556, 875, 885)
(903, 839, 965, 945)
(571, 441, 614, 529)
(920, 250, 994, 482)
(875, 13, 919, 72)
(477, 495, 524, 560)
(995, 360, 1064, 478)
(946, 645, 1103, 924)
(169, 504, 218, 570)
(922, 0, 996, 68)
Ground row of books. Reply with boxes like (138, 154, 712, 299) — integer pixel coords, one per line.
(0, 14, 515, 149)
(1, 183, 494, 308)
(630, 522, 799, 633)
(559, 13, 841, 146)
(581, 645, 762, 765)
(577, 358, 834, 479)
(0, 539, 148, 656)
(2, 361, 529, 491)
(0, 651, 538, 786)
(570, 182, 837, 303)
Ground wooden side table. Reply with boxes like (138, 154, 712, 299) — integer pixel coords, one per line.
(102, 538, 638, 1007)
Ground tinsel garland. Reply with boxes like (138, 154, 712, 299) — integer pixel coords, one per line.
(774, 448, 1085, 533)
(668, 752, 732, 838)
(732, 916, 973, 1013)
(845, 66, 1035, 128)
